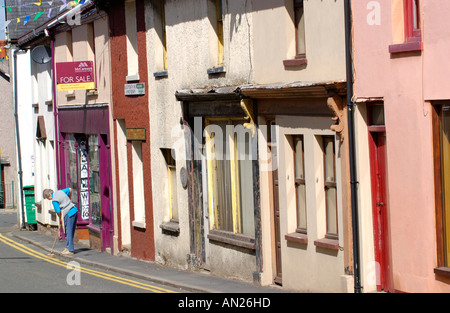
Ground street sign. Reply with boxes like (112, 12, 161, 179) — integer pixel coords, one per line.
(56, 61, 95, 91)
(125, 83, 145, 96)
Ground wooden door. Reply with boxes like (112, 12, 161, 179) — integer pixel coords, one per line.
(369, 131, 392, 292)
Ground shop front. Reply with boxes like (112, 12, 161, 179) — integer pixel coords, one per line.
(57, 105, 113, 253)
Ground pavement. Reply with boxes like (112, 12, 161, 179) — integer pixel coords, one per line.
(2, 213, 287, 294)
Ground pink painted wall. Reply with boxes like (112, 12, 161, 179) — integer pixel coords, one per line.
(352, 0, 450, 292)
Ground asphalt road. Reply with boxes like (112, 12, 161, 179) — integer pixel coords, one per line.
(0, 211, 181, 293)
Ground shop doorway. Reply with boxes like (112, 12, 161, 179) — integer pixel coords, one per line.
(61, 133, 113, 252)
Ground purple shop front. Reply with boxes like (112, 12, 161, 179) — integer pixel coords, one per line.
(57, 105, 113, 253)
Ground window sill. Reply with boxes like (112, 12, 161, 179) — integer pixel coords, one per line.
(86, 89, 98, 97)
(160, 220, 180, 235)
(132, 220, 146, 229)
(126, 74, 140, 82)
(283, 57, 307, 67)
(87, 223, 101, 233)
(314, 237, 339, 251)
(153, 70, 168, 78)
(434, 267, 450, 278)
(207, 66, 226, 75)
(208, 229, 255, 250)
(389, 41, 422, 54)
(285, 232, 308, 245)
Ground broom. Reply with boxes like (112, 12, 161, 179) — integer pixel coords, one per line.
(47, 213, 64, 258)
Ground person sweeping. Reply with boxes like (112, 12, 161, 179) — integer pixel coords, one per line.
(43, 188, 78, 255)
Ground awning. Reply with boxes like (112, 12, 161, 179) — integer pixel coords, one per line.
(235, 80, 347, 99)
(175, 80, 346, 101)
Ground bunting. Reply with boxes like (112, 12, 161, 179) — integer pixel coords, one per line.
(2, 0, 85, 30)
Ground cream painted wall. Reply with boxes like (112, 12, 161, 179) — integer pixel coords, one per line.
(32, 60, 58, 228)
(54, 18, 111, 107)
(273, 115, 348, 292)
(252, 0, 347, 84)
(145, 0, 253, 275)
(145, 0, 349, 285)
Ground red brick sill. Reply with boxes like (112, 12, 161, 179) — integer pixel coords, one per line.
(283, 57, 307, 67)
(434, 267, 450, 278)
(389, 41, 423, 54)
(285, 232, 308, 244)
(314, 237, 339, 251)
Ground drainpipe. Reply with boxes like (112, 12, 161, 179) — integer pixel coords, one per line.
(50, 37, 60, 190)
(344, 0, 362, 293)
(13, 48, 26, 229)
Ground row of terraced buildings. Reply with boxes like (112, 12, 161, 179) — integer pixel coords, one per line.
(1, 0, 449, 292)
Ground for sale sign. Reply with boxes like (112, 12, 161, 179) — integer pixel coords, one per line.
(56, 61, 95, 91)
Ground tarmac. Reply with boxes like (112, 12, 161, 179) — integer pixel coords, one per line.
(4, 221, 288, 294)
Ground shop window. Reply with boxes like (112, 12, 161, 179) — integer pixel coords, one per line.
(432, 103, 450, 276)
(88, 135, 101, 228)
(205, 119, 255, 237)
(64, 134, 80, 213)
(63, 134, 98, 224)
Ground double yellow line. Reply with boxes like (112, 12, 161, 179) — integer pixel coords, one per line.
(0, 233, 178, 293)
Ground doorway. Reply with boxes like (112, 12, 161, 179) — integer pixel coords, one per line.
(61, 133, 113, 252)
(267, 119, 282, 285)
(367, 103, 392, 292)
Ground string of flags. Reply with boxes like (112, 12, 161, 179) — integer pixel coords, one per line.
(0, 0, 88, 62)
(1, 0, 86, 29)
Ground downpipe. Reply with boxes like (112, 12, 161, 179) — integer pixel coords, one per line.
(344, 0, 362, 293)
(13, 48, 26, 230)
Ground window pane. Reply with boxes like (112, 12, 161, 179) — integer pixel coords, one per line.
(295, 138, 304, 180)
(369, 105, 385, 126)
(294, 136, 307, 231)
(295, 1, 306, 55)
(324, 137, 335, 182)
(89, 135, 101, 227)
(213, 121, 233, 232)
(323, 136, 337, 237)
(237, 133, 255, 237)
(78, 138, 90, 221)
(65, 134, 78, 205)
(413, 0, 420, 30)
(297, 184, 307, 230)
(326, 187, 338, 236)
(207, 119, 255, 235)
(169, 166, 178, 221)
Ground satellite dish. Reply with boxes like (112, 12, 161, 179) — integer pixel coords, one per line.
(31, 46, 52, 64)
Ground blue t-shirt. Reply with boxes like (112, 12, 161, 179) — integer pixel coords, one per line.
(52, 188, 78, 217)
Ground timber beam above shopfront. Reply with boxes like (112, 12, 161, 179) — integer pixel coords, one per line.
(176, 81, 346, 117)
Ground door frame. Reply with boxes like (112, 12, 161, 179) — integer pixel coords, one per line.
(266, 118, 282, 285)
(367, 103, 392, 292)
(57, 106, 113, 252)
